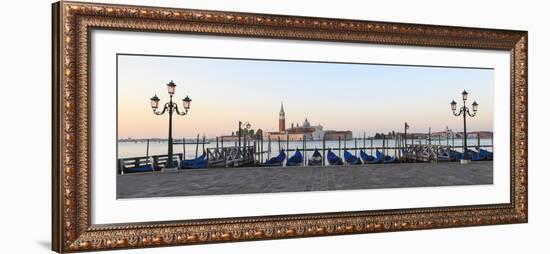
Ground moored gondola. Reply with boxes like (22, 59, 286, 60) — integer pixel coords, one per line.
(122, 163, 155, 174)
(466, 149, 487, 161)
(326, 149, 343, 165)
(286, 149, 304, 166)
(264, 150, 286, 166)
(479, 149, 493, 160)
(308, 148, 323, 166)
(376, 150, 396, 164)
(360, 150, 381, 164)
(343, 150, 362, 165)
(180, 152, 209, 169)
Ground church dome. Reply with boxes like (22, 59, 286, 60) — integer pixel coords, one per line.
(302, 118, 310, 128)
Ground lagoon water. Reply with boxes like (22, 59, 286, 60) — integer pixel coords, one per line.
(118, 138, 493, 159)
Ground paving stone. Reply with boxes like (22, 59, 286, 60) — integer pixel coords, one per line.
(117, 161, 493, 199)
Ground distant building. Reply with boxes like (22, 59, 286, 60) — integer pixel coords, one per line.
(279, 102, 285, 133)
(416, 127, 493, 140)
(456, 131, 493, 139)
(263, 102, 351, 141)
(324, 130, 353, 140)
(431, 127, 453, 139)
(220, 135, 239, 142)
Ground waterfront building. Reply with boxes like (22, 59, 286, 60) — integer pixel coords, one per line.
(263, 102, 351, 141)
(323, 130, 353, 140)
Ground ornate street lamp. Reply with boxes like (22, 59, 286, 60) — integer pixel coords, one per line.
(403, 122, 410, 162)
(404, 122, 410, 145)
(238, 121, 252, 150)
(150, 80, 192, 170)
(451, 90, 478, 164)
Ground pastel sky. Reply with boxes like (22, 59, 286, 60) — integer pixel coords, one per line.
(117, 54, 494, 139)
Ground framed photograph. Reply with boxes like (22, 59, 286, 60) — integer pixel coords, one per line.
(52, 1, 528, 252)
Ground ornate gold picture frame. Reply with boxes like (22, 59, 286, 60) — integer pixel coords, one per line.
(52, 1, 527, 252)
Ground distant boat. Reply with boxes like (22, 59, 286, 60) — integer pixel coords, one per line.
(308, 149, 323, 166)
(360, 150, 381, 164)
(264, 150, 286, 166)
(376, 150, 396, 164)
(180, 153, 208, 169)
(343, 151, 362, 165)
(286, 149, 304, 166)
(326, 149, 343, 165)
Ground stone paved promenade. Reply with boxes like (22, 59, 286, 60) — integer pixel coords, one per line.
(117, 161, 493, 199)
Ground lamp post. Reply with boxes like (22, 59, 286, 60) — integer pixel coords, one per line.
(150, 80, 192, 170)
(404, 122, 409, 162)
(450, 90, 478, 164)
(404, 122, 409, 144)
(238, 121, 252, 149)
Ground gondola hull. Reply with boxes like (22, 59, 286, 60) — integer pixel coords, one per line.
(122, 164, 154, 174)
(360, 150, 381, 164)
(344, 151, 362, 165)
(308, 149, 323, 166)
(286, 150, 304, 166)
(264, 150, 286, 166)
(327, 150, 343, 165)
(376, 150, 396, 164)
(181, 153, 208, 169)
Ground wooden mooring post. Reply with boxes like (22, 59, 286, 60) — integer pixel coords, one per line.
(370, 138, 373, 155)
(343, 136, 347, 151)
(394, 134, 398, 158)
(428, 127, 432, 145)
(363, 132, 366, 153)
(303, 135, 307, 166)
(354, 138, 358, 157)
(452, 134, 455, 149)
(477, 133, 481, 150)
(338, 136, 342, 158)
(202, 135, 206, 154)
(253, 138, 257, 163)
(260, 136, 264, 162)
(146, 139, 150, 158)
(286, 134, 290, 153)
(268, 136, 272, 159)
(322, 137, 326, 166)
(382, 135, 386, 155)
(195, 134, 200, 159)
(182, 138, 185, 160)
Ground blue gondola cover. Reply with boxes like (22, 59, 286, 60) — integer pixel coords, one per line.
(344, 151, 362, 165)
(327, 149, 343, 165)
(360, 150, 381, 164)
(180, 153, 209, 169)
(479, 149, 493, 160)
(466, 149, 487, 161)
(123, 164, 154, 174)
(286, 150, 304, 166)
(376, 150, 396, 164)
(265, 150, 286, 166)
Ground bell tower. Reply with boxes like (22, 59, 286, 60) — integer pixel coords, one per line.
(279, 102, 285, 133)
